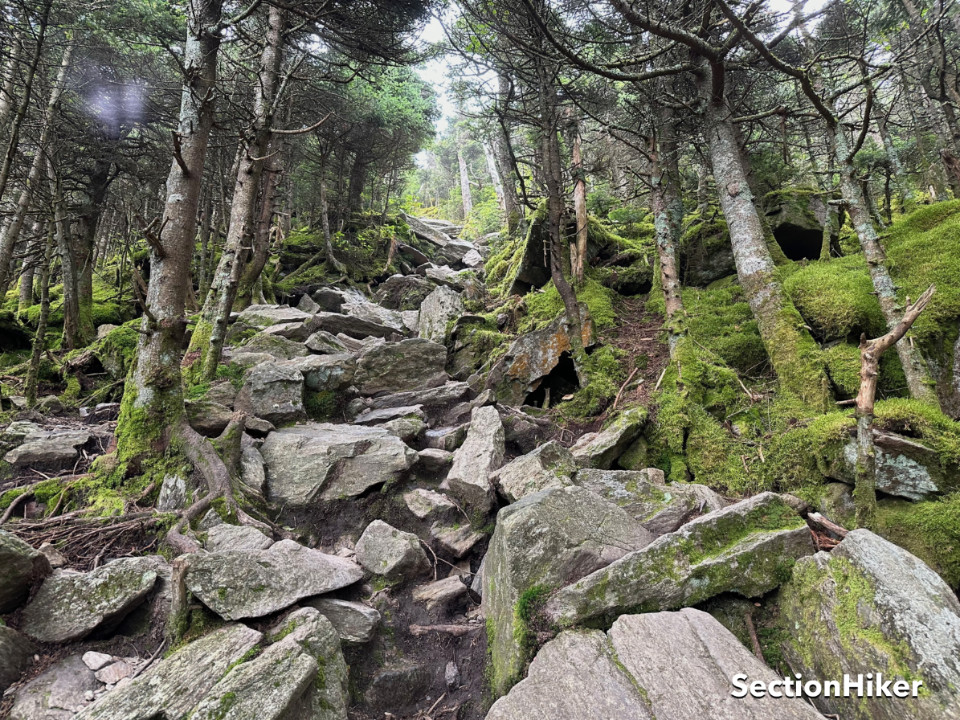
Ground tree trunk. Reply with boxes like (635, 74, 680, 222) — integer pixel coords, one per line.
(570, 117, 588, 286)
(457, 134, 473, 219)
(24, 232, 53, 408)
(16, 221, 44, 316)
(855, 285, 936, 526)
(705, 95, 832, 410)
(651, 106, 684, 355)
(483, 141, 506, 213)
(191, 4, 285, 381)
(73, 156, 113, 343)
(115, 0, 224, 474)
(48, 160, 80, 350)
(0, 40, 73, 297)
(0, 19, 23, 129)
(833, 124, 939, 405)
(346, 152, 367, 216)
(495, 74, 523, 235)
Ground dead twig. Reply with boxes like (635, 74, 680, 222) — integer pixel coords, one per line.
(409, 624, 476, 638)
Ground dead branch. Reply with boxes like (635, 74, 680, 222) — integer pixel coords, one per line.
(409, 624, 477, 637)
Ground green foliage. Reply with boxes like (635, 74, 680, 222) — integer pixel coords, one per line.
(520, 278, 617, 333)
(561, 345, 625, 418)
(461, 191, 503, 241)
(874, 493, 960, 588)
(783, 256, 886, 341)
(680, 285, 768, 376)
(883, 200, 960, 351)
(304, 390, 339, 421)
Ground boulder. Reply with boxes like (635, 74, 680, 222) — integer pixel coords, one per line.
(403, 488, 459, 523)
(365, 381, 473, 411)
(545, 492, 814, 628)
(236, 304, 311, 327)
(185, 399, 234, 436)
(424, 264, 468, 289)
(205, 523, 274, 552)
(184, 540, 363, 620)
(418, 285, 464, 343)
(355, 520, 431, 581)
(442, 405, 504, 515)
(430, 522, 485, 558)
(0, 625, 35, 693)
(191, 609, 348, 720)
(425, 425, 468, 452)
(375, 273, 436, 310)
(305, 330, 350, 355)
(402, 212, 454, 247)
(486, 315, 593, 406)
(311, 311, 399, 340)
(0, 530, 50, 612)
(235, 332, 309, 359)
(20, 558, 159, 643)
(486, 609, 824, 718)
(417, 448, 453, 472)
(234, 361, 305, 425)
(75, 624, 262, 720)
(383, 415, 426, 441)
(570, 407, 646, 469)
(239, 445, 267, 500)
(9, 654, 99, 720)
(483, 486, 654, 695)
(157, 472, 188, 511)
(574, 468, 726, 534)
(261, 320, 313, 341)
(311, 285, 366, 312)
(340, 298, 407, 334)
(261, 424, 417, 506)
(364, 660, 432, 710)
(3, 428, 91, 469)
(354, 338, 448, 395)
(834, 431, 949, 500)
(412, 576, 467, 612)
(495, 441, 576, 502)
(777, 529, 960, 720)
(354, 404, 426, 426)
(306, 598, 381, 643)
(280, 353, 356, 392)
(297, 293, 321, 314)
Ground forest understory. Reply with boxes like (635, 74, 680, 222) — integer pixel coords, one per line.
(2, 0, 960, 719)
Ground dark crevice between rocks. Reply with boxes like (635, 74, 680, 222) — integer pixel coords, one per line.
(773, 223, 823, 261)
(523, 352, 580, 408)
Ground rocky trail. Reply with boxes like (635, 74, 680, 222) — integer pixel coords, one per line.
(2, 215, 960, 720)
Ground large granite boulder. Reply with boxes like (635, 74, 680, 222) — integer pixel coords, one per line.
(0, 530, 50, 612)
(355, 520, 431, 581)
(833, 431, 951, 500)
(375, 273, 436, 310)
(183, 540, 363, 620)
(486, 316, 593, 406)
(305, 330, 350, 355)
(191, 608, 348, 720)
(777, 529, 960, 720)
(545, 492, 814, 628)
(340, 298, 407, 334)
(364, 381, 473, 411)
(20, 558, 159, 643)
(205, 523, 274, 552)
(483, 486, 653, 695)
(279, 353, 356, 392)
(574, 468, 726, 534)
(495, 441, 576, 502)
(418, 285, 463, 343)
(234, 361, 305, 425)
(261, 424, 417, 506)
(570, 407, 646, 469)
(354, 338, 448, 395)
(306, 598, 381, 644)
(235, 332, 309, 360)
(486, 609, 824, 718)
(75, 624, 262, 720)
(442, 405, 504, 515)
(311, 311, 399, 340)
(0, 625, 35, 693)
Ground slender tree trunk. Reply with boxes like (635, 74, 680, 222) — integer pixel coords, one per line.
(570, 116, 588, 285)
(457, 133, 473, 219)
(24, 231, 53, 408)
(192, 4, 284, 381)
(833, 124, 939, 405)
(0, 20, 24, 130)
(16, 221, 43, 315)
(73, 156, 112, 343)
(0, 0, 52, 209)
(48, 159, 79, 349)
(495, 74, 523, 234)
(873, 95, 915, 213)
(483, 140, 506, 212)
(651, 106, 684, 355)
(705, 93, 831, 409)
(115, 0, 224, 473)
(0, 40, 72, 296)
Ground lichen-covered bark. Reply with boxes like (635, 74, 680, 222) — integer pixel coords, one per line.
(705, 98, 831, 410)
(651, 105, 684, 354)
(115, 0, 223, 470)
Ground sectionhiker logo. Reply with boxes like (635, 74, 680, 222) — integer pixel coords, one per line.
(731, 673, 924, 699)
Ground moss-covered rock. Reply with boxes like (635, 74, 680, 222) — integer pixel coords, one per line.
(545, 492, 813, 628)
(776, 529, 960, 720)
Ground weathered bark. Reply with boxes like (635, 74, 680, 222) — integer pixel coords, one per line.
(570, 117, 588, 285)
(345, 152, 368, 216)
(17, 221, 44, 315)
(237, 150, 280, 307)
(320, 170, 346, 275)
(48, 160, 80, 349)
(0, 20, 23, 129)
(651, 106, 684, 355)
(833, 125, 939, 405)
(115, 0, 224, 472)
(705, 96, 831, 409)
(855, 285, 936, 527)
(483, 140, 506, 213)
(495, 74, 523, 234)
(192, 4, 285, 381)
(0, 40, 73, 297)
(873, 94, 915, 213)
(457, 132, 473, 219)
(73, 156, 113, 343)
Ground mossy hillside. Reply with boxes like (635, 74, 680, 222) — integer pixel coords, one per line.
(518, 277, 617, 334)
(884, 200, 960, 351)
(822, 341, 907, 399)
(874, 493, 960, 588)
(5, 276, 133, 330)
(783, 255, 886, 341)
